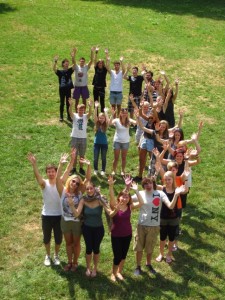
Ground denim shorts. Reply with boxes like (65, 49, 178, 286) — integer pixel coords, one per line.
(140, 137, 154, 152)
(113, 141, 129, 150)
(110, 91, 123, 105)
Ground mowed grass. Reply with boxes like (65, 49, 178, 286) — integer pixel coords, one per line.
(0, 0, 225, 299)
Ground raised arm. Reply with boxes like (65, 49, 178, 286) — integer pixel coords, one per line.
(53, 55, 59, 73)
(87, 46, 95, 68)
(61, 149, 77, 184)
(71, 48, 77, 70)
(130, 182, 144, 209)
(160, 70, 170, 92)
(87, 99, 93, 119)
(27, 153, 45, 189)
(56, 153, 69, 196)
(196, 121, 203, 140)
(105, 49, 111, 74)
(68, 197, 84, 217)
(120, 56, 126, 74)
(108, 175, 117, 208)
(94, 101, 99, 123)
(68, 98, 74, 120)
(123, 63, 131, 79)
(173, 79, 179, 102)
(94, 46, 99, 66)
(164, 185, 185, 209)
(80, 158, 91, 185)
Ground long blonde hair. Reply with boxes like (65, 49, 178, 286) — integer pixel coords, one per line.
(65, 175, 83, 194)
(119, 109, 130, 127)
(163, 171, 176, 190)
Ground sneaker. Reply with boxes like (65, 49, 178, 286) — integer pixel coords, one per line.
(172, 245, 178, 252)
(121, 171, 125, 176)
(59, 118, 63, 122)
(133, 176, 142, 183)
(44, 255, 51, 267)
(93, 170, 98, 175)
(79, 168, 85, 175)
(111, 171, 115, 176)
(53, 255, 60, 266)
(134, 266, 142, 276)
(146, 264, 157, 274)
(100, 171, 105, 176)
(69, 168, 76, 176)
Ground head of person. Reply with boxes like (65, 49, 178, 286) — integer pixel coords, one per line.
(141, 177, 156, 192)
(167, 161, 178, 175)
(95, 112, 107, 132)
(45, 164, 57, 180)
(165, 88, 174, 100)
(114, 61, 121, 71)
(156, 95, 164, 107)
(62, 59, 69, 69)
(172, 128, 184, 143)
(159, 120, 169, 138)
(145, 71, 153, 81)
(119, 108, 129, 127)
(77, 104, 85, 116)
(97, 59, 105, 69)
(79, 57, 86, 67)
(174, 148, 185, 164)
(117, 189, 132, 206)
(154, 79, 161, 90)
(85, 181, 96, 197)
(177, 140, 187, 152)
(163, 171, 176, 190)
(142, 101, 150, 114)
(132, 66, 138, 76)
(65, 175, 82, 193)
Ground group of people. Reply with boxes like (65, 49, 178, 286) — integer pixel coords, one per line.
(27, 46, 202, 280)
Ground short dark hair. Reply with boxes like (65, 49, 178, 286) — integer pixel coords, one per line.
(61, 59, 69, 67)
(132, 66, 138, 72)
(79, 57, 85, 61)
(114, 61, 121, 65)
(45, 164, 57, 173)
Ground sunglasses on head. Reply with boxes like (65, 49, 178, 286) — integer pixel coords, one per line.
(71, 179, 80, 186)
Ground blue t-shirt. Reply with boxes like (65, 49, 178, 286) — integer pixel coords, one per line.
(94, 128, 108, 144)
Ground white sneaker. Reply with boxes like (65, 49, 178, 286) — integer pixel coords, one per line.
(100, 171, 105, 176)
(111, 171, 115, 176)
(93, 170, 98, 175)
(44, 255, 51, 266)
(53, 255, 60, 266)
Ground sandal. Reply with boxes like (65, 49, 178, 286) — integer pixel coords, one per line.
(116, 272, 124, 281)
(166, 256, 172, 264)
(91, 270, 97, 278)
(64, 263, 72, 271)
(156, 254, 163, 262)
(85, 269, 91, 277)
(71, 263, 78, 272)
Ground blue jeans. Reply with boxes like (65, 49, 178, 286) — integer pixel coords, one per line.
(94, 144, 108, 171)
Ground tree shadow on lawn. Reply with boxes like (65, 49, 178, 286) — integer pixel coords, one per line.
(81, 0, 225, 21)
(0, 3, 17, 14)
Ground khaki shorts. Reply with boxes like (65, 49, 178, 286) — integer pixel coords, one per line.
(133, 224, 160, 254)
(61, 218, 82, 237)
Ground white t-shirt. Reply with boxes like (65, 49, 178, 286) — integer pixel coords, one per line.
(71, 113, 88, 138)
(42, 180, 61, 216)
(74, 64, 89, 87)
(110, 70, 123, 92)
(132, 189, 169, 226)
(113, 119, 130, 143)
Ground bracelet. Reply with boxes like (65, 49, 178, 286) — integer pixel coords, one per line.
(155, 130, 159, 134)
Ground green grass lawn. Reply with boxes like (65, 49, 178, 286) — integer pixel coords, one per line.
(0, 1, 225, 299)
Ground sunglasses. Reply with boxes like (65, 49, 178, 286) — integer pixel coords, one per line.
(121, 108, 128, 112)
(71, 179, 80, 186)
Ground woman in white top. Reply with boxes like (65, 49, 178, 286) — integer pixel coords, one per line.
(110, 107, 136, 175)
(56, 150, 91, 272)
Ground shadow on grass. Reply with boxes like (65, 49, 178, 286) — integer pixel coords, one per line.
(0, 3, 17, 14)
(80, 0, 225, 21)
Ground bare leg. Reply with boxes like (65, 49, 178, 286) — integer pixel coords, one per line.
(146, 252, 152, 265)
(82, 97, 87, 109)
(93, 253, 99, 275)
(64, 233, 73, 264)
(117, 104, 121, 117)
(121, 149, 128, 173)
(44, 242, 50, 256)
(72, 236, 81, 265)
(54, 243, 61, 256)
(113, 149, 120, 173)
(136, 251, 143, 267)
(75, 99, 79, 112)
(85, 253, 92, 276)
(138, 148, 147, 177)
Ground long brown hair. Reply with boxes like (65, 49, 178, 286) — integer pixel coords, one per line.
(119, 108, 130, 127)
(95, 113, 108, 133)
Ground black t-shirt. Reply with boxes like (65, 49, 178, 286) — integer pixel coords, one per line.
(128, 75, 144, 96)
(56, 67, 74, 89)
(92, 66, 107, 87)
(160, 188, 177, 219)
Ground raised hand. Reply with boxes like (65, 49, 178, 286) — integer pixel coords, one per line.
(105, 48, 109, 54)
(54, 55, 59, 62)
(94, 101, 99, 108)
(104, 107, 109, 113)
(79, 157, 90, 165)
(108, 175, 116, 186)
(91, 46, 96, 52)
(160, 70, 165, 75)
(68, 98, 73, 106)
(88, 99, 93, 107)
(175, 78, 179, 85)
(175, 185, 186, 195)
(27, 152, 36, 165)
(123, 174, 133, 188)
(130, 181, 138, 191)
(60, 153, 69, 164)
(120, 56, 124, 62)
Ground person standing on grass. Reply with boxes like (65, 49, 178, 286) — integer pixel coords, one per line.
(53, 49, 76, 122)
(72, 46, 95, 112)
(68, 181, 116, 278)
(68, 98, 92, 176)
(123, 64, 144, 119)
(109, 107, 136, 176)
(106, 56, 126, 117)
(93, 101, 111, 176)
(108, 176, 144, 282)
(27, 153, 63, 267)
(92, 47, 109, 113)
(132, 176, 184, 276)
(56, 152, 91, 272)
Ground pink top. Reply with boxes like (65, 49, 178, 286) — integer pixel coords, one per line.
(111, 206, 132, 237)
